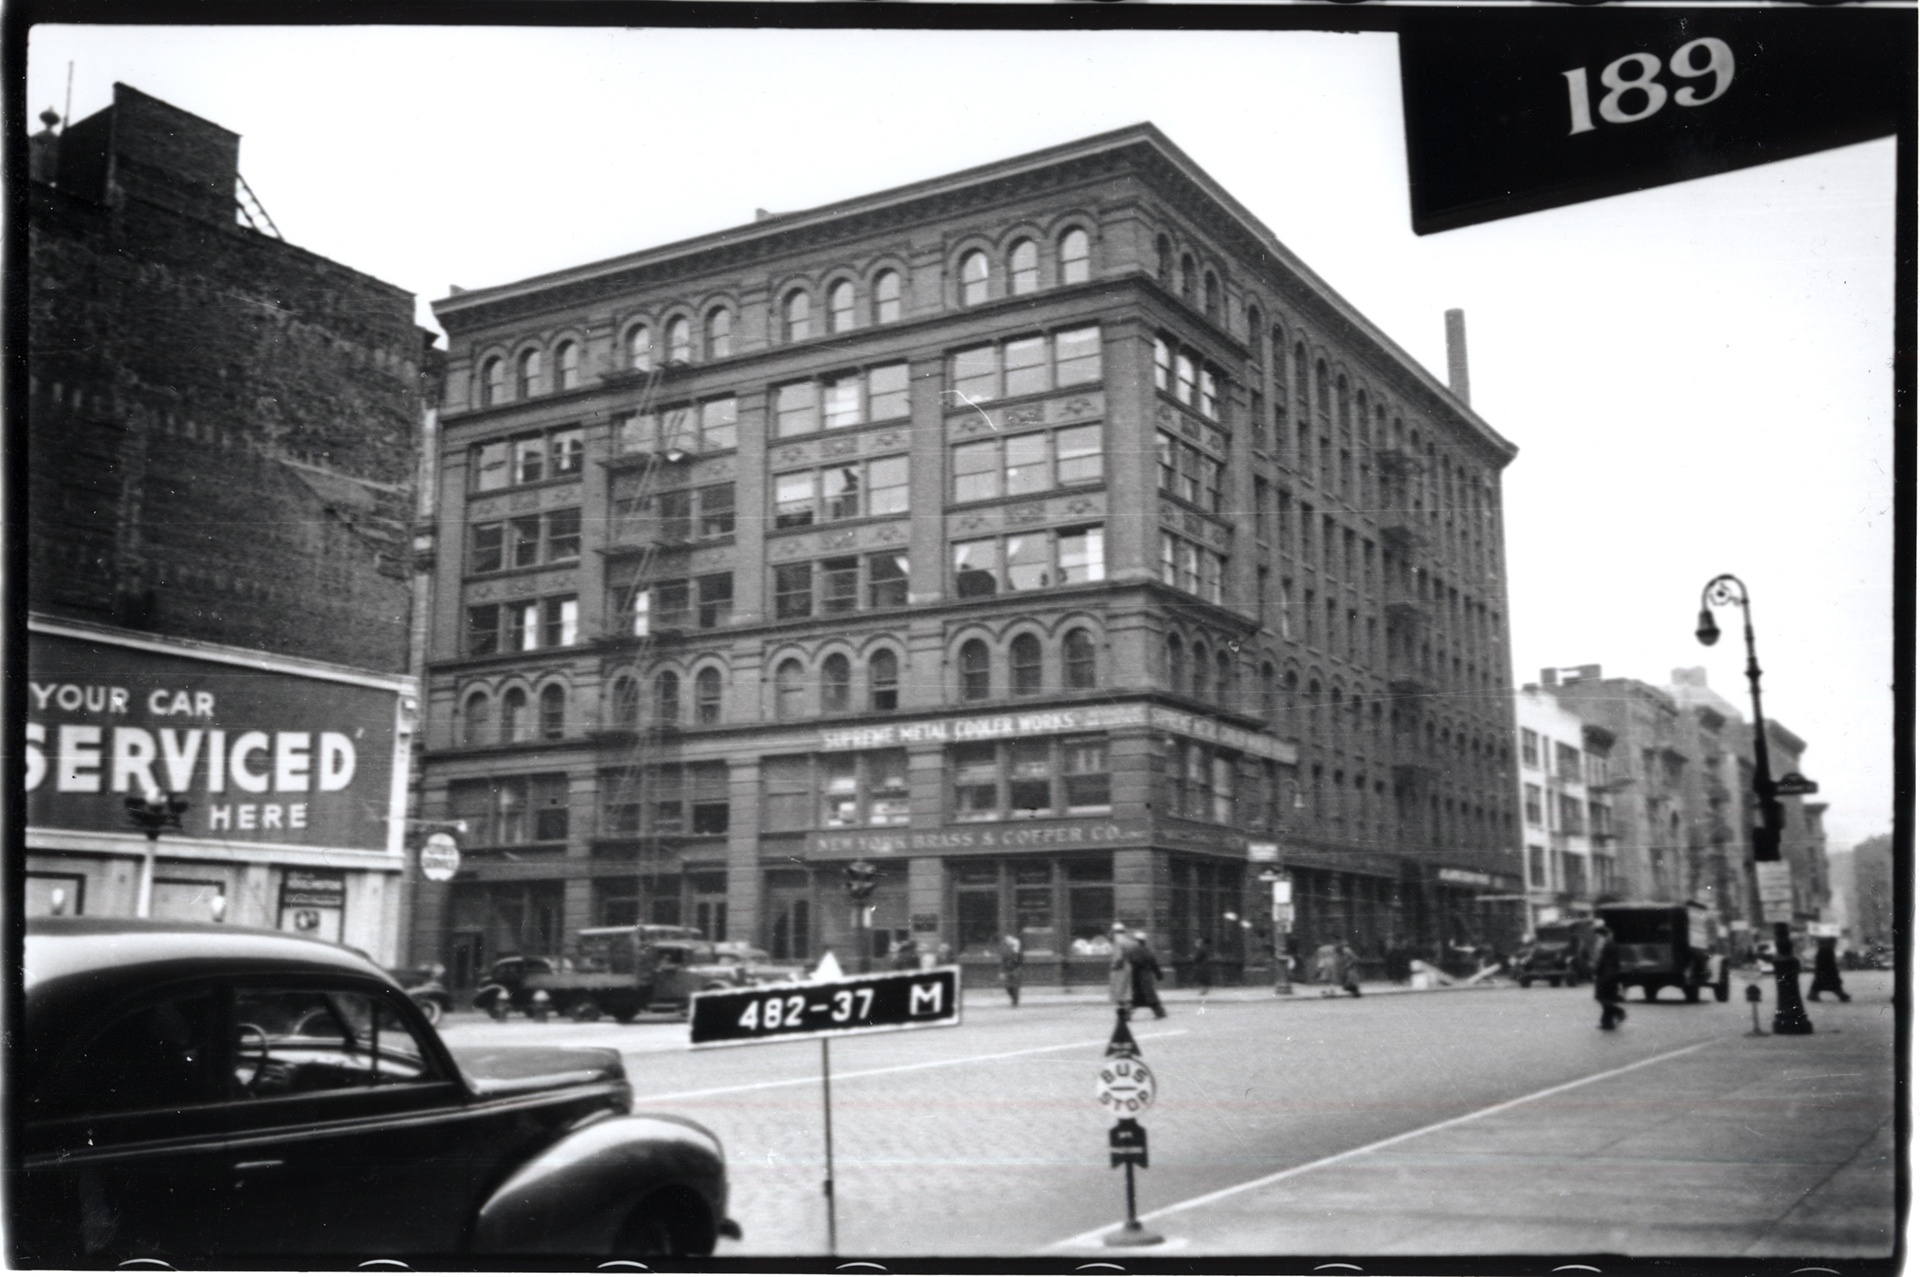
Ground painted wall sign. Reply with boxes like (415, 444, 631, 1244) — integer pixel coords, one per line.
(806, 819, 1150, 859)
(26, 622, 407, 852)
(816, 702, 1296, 765)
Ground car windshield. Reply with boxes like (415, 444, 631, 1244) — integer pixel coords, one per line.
(1606, 912, 1676, 944)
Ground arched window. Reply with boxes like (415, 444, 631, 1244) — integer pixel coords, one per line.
(872, 270, 902, 324)
(869, 649, 900, 711)
(1167, 635, 1186, 691)
(775, 659, 806, 720)
(959, 639, 991, 701)
(479, 357, 505, 407)
(611, 676, 640, 728)
(654, 671, 680, 724)
(1284, 669, 1300, 727)
(1216, 650, 1233, 705)
(1179, 254, 1196, 302)
(1191, 641, 1210, 700)
(1337, 376, 1350, 429)
(627, 325, 652, 372)
(1010, 633, 1043, 696)
(555, 341, 579, 392)
(516, 349, 540, 399)
(1009, 239, 1038, 295)
(666, 316, 692, 363)
(705, 307, 732, 359)
(1153, 337, 1172, 392)
(783, 290, 811, 342)
(539, 684, 566, 740)
(1307, 680, 1322, 734)
(1063, 628, 1097, 689)
(828, 280, 856, 333)
(959, 251, 990, 306)
(462, 691, 491, 746)
(695, 666, 722, 725)
(821, 653, 852, 713)
(1060, 228, 1091, 285)
(501, 687, 529, 743)
(1316, 359, 1331, 417)
(1261, 661, 1276, 722)
(1155, 234, 1172, 283)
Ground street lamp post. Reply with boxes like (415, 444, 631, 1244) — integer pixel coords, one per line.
(1696, 574, 1814, 1035)
(125, 789, 190, 918)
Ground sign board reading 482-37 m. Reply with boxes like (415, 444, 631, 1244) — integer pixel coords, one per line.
(689, 967, 961, 1047)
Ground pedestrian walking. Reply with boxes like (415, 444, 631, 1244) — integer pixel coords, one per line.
(1593, 923, 1626, 1029)
(999, 934, 1024, 1007)
(1330, 941, 1363, 997)
(1132, 930, 1168, 1018)
(890, 936, 920, 972)
(1108, 922, 1137, 1016)
(1190, 937, 1214, 996)
(1808, 936, 1851, 1002)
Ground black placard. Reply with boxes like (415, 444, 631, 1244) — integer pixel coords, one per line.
(1401, 10, 1911, 235)
(689, 967, 961, 1047)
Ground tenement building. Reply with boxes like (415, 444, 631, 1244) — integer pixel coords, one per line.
(23, 85, 429, 959)
(415, 124, 1523, 989)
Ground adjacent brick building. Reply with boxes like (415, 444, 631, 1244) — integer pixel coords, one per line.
(414, 124, 1524, 989)
(24, 85, 430, 958)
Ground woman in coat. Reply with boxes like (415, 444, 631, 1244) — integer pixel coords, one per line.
(1108, 923, 1137, 1012)
(999, 934, 1024, 1007)
(1593, 924, 1626, 1029)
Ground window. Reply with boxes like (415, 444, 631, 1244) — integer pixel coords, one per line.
(1159, 531, 1226, 605)
(449, 774, 569, 846)
(542, 597, 578, 648)
(868, 552, 908, 608)
(873, 269, 902, 324)
(1203, 270, 1220, 320)
(696, 483, 736, 539)
(948, 327, 1102, 403)
(471, 522, 504, 573)
(471, 426, 582, 493)
(1157, 430, 1226, 513)
(1180, 254, 1197, 301)
(821, 653, 853, 713)
(829, 280, 856, 333)
(1060, 228, 1090, 284)
(610, 677, 640, 728)
(775, 472, 817, 529)
(869, 649, 900, 710)
(951, 425, 1103, 502)
(1524, 783, 1543, 826)
(763, 756, 812, 831)
(517, 349, 541, 399)
(1154, 338, 1172, 392)
(555, 341, 579, 392)
(1158, 736, 1238, 825)
(462, 691, 491, 746)
(775, 659, 807, 720)
(696, 572, 732, 628)
(627, 325, 652, 371)
(1156, 336, 1225, 422)
(1010, 239, 1038, 295)
(783, 290, 811, 341)
(472, 507, 579, 571)
(959, 639, 991, 701)
(818, 750, 911, 828)
(953, 527, 1103, 596)
(779, 456, 909, 525)
(1064, 629, 1097, 689)
(480, 357, 505, 407)
(821, 557, 860, 615)
(1555, 742, 1583, 781)
(1558, 794, 1585, 834)
(654, 671, 680, 724)
(1521, 729, 1539, 768)
(539, 684, 566, 740)
(31, 988, 224, 1117)
(706, 308, 732, 359)
(1155, 234, 1172, 283)
(682, 667, 720, 727)
(774, 564, 813, 620)
(960, 250, 990, 305)
(1011, 633, 1043, 696)
(949, 736, 1112, 821)
(466, 604, 500, 656)
(467, 596, 574, 654)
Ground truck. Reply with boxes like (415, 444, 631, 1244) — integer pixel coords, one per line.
(1514, 918, 1596, 988)
(1597, 901, 1730, 1003)
(515, 925, 765, 1022)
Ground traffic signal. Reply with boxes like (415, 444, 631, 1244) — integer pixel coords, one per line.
(844, 859, 878, 901)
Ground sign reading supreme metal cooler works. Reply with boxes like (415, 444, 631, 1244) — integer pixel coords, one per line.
(689, 967, 961, 1047)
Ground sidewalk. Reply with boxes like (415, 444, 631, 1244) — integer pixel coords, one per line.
(1049, 970, 1897, 1258)
(971, 976, 1504, 1007)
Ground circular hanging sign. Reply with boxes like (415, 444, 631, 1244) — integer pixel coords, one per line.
(420, 833, 462, 883)
(1096, 1057, 1157, 1115)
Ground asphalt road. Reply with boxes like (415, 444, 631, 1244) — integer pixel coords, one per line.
(439, 977, 1888, 1257)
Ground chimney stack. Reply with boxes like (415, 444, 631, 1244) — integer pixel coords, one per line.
(1445, 308, 1470, 405)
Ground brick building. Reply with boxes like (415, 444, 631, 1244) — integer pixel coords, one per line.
(23, 85, 430, 958)
(414, 124, 1524, 989)
(1515, 679, 1617, 931)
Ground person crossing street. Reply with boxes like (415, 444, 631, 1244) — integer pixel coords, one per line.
(1593, 923, 1626, 1030)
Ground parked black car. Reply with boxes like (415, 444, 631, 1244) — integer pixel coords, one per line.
(472, 953, 564, 1020)
(14, 917, 739, 1266)
(389, 961, 452, 1025)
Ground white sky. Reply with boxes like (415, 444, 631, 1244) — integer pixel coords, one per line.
(26, 25, 1898, 851)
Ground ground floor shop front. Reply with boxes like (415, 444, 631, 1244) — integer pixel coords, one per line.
(417, 839, 1522, 992)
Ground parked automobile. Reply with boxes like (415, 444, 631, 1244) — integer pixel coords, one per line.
(714, 941, 811, 986)
(389, 961, 452, 1025)
(14, 917, 739, 1265)
(472, 954, 563, 1021)
(1514, 919, 1595, 988)
(1597, 901, 1731, 1003)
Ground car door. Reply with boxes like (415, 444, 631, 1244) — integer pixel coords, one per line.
(212, 980, 491, 1259)
(15, 984, 237, 1265)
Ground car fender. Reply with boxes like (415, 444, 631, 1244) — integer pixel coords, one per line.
(471, 1113, 728, 1255)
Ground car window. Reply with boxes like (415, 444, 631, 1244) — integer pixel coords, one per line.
(31, 989, 223, 1120)
(233, 987, 439, 1099)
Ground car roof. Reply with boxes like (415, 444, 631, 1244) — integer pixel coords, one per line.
(26, 916, 394, 1000)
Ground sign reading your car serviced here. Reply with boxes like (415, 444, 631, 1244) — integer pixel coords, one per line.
(689, 967, 960, 1047)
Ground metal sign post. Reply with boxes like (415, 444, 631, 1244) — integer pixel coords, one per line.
(1098, 1009, 1163, 1247)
